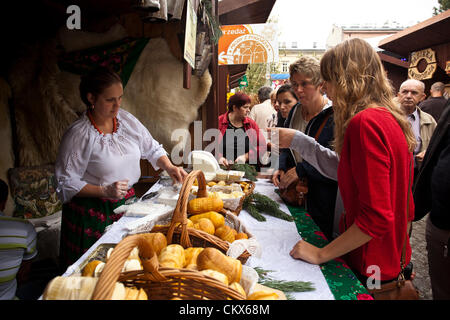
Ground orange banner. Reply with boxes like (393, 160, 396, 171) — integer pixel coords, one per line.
(218, 23, 278, 65)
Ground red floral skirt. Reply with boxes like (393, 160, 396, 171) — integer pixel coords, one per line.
(59, 189, 136, 269)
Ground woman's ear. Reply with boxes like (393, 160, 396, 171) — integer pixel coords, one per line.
(87, 92, 96, 106)
(318, 82, 325, 95)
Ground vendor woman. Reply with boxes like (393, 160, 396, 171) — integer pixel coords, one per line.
(218, 92, 267, 168)
(55, 66, 187, 269)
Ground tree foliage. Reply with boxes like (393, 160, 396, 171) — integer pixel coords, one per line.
(242, 62, 280, 96)
(433, 0, 450, 15)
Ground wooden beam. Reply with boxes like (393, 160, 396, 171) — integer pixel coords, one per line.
(183, 62, 192, 89)
(379, 10, 450, 47)
(378, 52, 409, 68)
(218, 0, 262, 15)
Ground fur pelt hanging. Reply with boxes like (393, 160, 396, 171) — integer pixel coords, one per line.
(7, 38, 80, 168)
(0, 77, 15, 215)
(122, 37, 212, 153)
(8, 26, 212, 167)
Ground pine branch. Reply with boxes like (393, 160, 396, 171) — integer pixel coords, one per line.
(246, 192, 294, 222)
(254, 267, 315, 296)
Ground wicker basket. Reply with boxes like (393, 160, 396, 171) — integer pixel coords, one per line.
(150, 170, 251, 264)
(91, 234, 245, 300)
(228, 181, 255, 215)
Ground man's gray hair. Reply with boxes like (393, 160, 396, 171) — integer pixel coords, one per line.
(431, 82, 445, 93)
(399, 79, 425, 93)
(257, 86, 273, 102)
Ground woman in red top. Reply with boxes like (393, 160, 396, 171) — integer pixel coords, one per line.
(217, 92, 266, 167)
(272, 39, 417, 284)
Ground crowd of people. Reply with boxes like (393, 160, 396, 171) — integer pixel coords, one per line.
(0, 38, 448, 300)
(216, 38, 449, 299)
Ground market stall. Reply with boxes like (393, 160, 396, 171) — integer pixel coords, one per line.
(48, 167, 369, 300)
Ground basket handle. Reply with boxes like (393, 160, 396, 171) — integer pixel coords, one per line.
(92, 234, 165, 300)
(167, 170, 208, 247)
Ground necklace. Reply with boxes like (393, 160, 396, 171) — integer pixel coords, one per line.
(87, 110, 117, 135)
(228, 113, 243, 128)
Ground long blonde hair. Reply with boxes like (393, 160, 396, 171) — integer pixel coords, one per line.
(320, 38, 416, 154)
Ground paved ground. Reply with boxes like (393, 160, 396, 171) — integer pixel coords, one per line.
(410, 215, 433, 300)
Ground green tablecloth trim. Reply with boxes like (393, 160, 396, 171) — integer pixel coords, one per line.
(285, 203, 373, 300)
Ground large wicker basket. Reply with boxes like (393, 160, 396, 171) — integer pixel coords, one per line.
(151, 170, 251, 264)
(91, 234, 245, 300)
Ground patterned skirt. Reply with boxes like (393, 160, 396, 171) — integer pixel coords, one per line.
(59, 189, 136, 270)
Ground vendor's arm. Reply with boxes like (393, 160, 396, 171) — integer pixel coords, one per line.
(132, 113, 187, 184)
(55, 123, 94, 203)
(268, 128, 339, 181)
(76, 180, 129, 199)
(156, 155, 187, 184)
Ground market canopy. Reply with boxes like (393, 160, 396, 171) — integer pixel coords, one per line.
(271, 73, 289, 80)
(378, 10, 450, 58)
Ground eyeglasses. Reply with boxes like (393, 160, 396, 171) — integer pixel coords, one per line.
(291, 80, 314, 89)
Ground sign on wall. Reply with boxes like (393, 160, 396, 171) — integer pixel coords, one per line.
(218, 23, 279, 65)
(184, 0, 197, 68)
(408, 48, 437, 80)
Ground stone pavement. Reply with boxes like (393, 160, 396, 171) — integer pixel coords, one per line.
(410, 215, 433, 300)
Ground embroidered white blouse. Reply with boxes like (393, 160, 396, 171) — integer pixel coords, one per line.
(55, 108, 167, 203)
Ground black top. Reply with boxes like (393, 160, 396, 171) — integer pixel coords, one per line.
(295, 107, 337, 240)
(276, 110, 286, 128)
(419, 96, 448, 123)
(221, 114, 250, 161)
(414, 100, 450, 230)
(279, 103, 300, 172)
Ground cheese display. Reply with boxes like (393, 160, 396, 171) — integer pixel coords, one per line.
(43, 276, 148, 300)
(197, 247, 242, 284)
(190, 150, 220, 181)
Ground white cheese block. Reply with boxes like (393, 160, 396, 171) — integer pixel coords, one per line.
(190, 150, 220, 176)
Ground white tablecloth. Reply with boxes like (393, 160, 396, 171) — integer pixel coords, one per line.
(62, 179, 334, 300)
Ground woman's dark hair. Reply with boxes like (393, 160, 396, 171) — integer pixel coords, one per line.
(79, 66, 122, 108)
(276, 83, 298, 101)
(227, 92, 251, 112)
(0, 179, 8, 204)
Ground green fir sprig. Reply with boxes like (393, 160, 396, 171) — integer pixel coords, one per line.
(254, 267, 315, 297)
(243, 192, 294, 222)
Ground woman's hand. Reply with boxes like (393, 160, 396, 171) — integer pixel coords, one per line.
(290, 240, 324, 265)
(101, 180, 129, 199)
(165, 165, 188, 184)
(219, 157, 232, 168)
(415, 150, 426, 166)
(235, 153, 248, 164)
(291, 223, 373, 266)
(266, 127, 298, 149)
(272, 169, 284, 187)
(278, 167, 299, 189)
(157, 155, 188, 184)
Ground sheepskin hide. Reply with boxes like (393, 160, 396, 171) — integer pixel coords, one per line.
(0, 77, 15, 215)
(8, 26, 211, 167)
(122, 37, 212, 153)
(7, 39, 81, 167)
(58, 23, 128, 53)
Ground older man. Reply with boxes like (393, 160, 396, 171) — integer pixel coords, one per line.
(249, 86, 276, 130)
(419, 82, 448, 122)
(397, 79, 437, 172)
